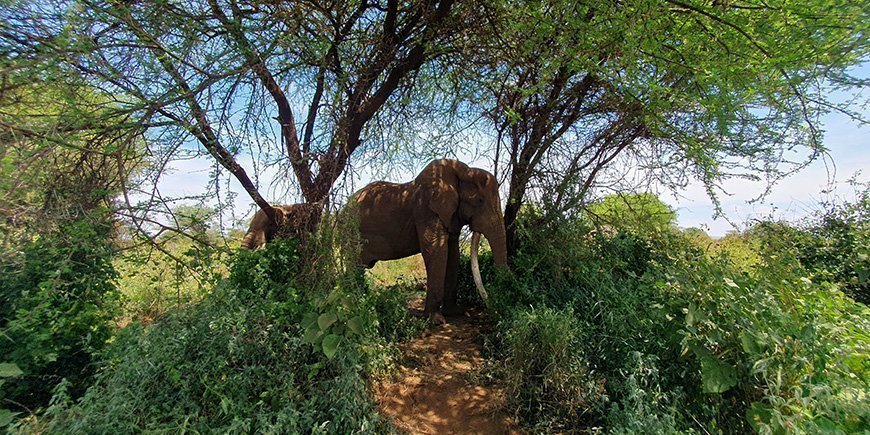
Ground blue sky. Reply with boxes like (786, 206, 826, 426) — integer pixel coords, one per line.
(154, 66, 868, 238)
(661, 65, 869, 236)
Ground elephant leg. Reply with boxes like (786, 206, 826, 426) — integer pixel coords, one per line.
(442, 232, 463, 316)
(419, 223, 449, 324)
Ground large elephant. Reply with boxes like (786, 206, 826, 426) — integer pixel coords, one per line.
(354, 159, 508, 324)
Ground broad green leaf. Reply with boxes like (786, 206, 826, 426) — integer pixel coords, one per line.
(700, 355, 737, 393)
(0, 409, 18, 427)
(318, 312, 338, 330)
(746, 402, 773, 433)
(322, 334, 341, 359)
(346, 316, 364, 335)
(301, 312, 318, 329)
(303, 325, 323, 344)
(0, 363, 23, 378)
(686, 303, 707, 326)
(740, 332, 761, 355)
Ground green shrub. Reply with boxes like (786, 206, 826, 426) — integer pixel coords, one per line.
(114, 236, 226, 320)
(606, 353, 690, 434)
(496, 307, 605, 430)
(748, 192, 868, 304)
(678, 250, 869, 433)
(35, 230, 422, 433)
(0, 212, 120, 410)
(486, 202, 869, 433)
(366, 281, 427, 344)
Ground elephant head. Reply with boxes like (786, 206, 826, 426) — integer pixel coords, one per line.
(414, 160, 508, 305)
(240, 203, 322, 250)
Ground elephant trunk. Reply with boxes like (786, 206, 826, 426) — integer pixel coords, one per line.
(469, 214, 509, 308)
(240, 233, 254, 250)
(487, 217, 508, 269)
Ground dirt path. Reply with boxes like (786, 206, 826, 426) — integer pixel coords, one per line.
(374, 308, 521, 434)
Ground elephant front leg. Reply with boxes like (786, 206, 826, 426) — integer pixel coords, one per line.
(419, 223, 449, 325)
(442, 232, 463, 316)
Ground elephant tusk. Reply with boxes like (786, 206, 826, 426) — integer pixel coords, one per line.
(470, 231, 490, 308)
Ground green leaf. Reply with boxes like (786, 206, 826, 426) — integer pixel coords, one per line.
(325, 290, 341, 305)
(746, 402, 773, 432)
(318, 311, 338, 330)
(0, 409, 19, 427)
(346, 316, 364, 335)
(740, 332, 761, 355)
(303, 325, 323, 344)
(686, 303, 707, 326)
(0, 363, 23, 378)
(696, 348, 737, 394)
(322, 334, 341, 359)
(301, 312, 318, 329)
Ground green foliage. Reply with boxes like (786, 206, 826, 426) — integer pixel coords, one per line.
(748, 191, 869, 303)
(0, 363, 24, 428)
(32, 211, 427, 432)
(365, 282, 427, 344)
(709, 232, 762, 271)
(482, 199, 869, 432)
(0, 211, 120, 410)
(115, 235, 226, 320)
(38, 239, 389, 433)
(496, 307, 605, 430)
(606, 353, 689, 434)
(586, 193, 677, 233)
(678, 252, 869, 433)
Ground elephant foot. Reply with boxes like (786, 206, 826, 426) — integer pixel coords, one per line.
(441, 304, 465, 317)
(428, 312, 447, 325)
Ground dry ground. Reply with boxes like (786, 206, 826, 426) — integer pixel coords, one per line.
(374, 307, 521, 434)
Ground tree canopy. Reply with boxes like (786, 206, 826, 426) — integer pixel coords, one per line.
(0, 0, 866, 252)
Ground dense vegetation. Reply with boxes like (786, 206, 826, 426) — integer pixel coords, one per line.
(8, 219, 426, 432)
(1, 0, 867, 432)
(474, 194, 868, 433)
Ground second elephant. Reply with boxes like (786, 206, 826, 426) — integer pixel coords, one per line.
(354, 159, 508, 323)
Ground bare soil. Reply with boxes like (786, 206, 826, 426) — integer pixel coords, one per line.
(374, 308, 521, 434)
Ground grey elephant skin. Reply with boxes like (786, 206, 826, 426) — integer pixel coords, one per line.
(353, 159, 508, 323)
(239, 203, 322, 250)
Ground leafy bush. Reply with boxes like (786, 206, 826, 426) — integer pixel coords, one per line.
(0, 363, 24, 428)
(366, 281, 427, 344)
(678, 249, 869, 433)
(748, 191, 868, 304)
(482, 201, 869, 433)
(114, 235, 227, 320)
(605, 353, 689, 434)
(496, 307, 605, 431)
(37, 239, 391, 433)
(33, 208, 432, 433)
(0, 212, 120, 410)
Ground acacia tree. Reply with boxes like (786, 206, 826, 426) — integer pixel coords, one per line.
(1, 0, 470, 234)
(472, 0, 868, 255)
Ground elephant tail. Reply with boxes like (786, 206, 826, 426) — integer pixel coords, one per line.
(470, 232, 490, 308)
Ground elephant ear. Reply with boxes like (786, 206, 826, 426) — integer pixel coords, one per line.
(419, 163, 460, 231)
(429, 180, 459, 230)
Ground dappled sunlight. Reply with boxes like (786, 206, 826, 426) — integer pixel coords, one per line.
(374, 310, 521, 434)
(367, 254, 427, 286)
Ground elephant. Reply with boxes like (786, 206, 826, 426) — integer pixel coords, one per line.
(353, 159, 508, 324)
(240, 202, 322, 250)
